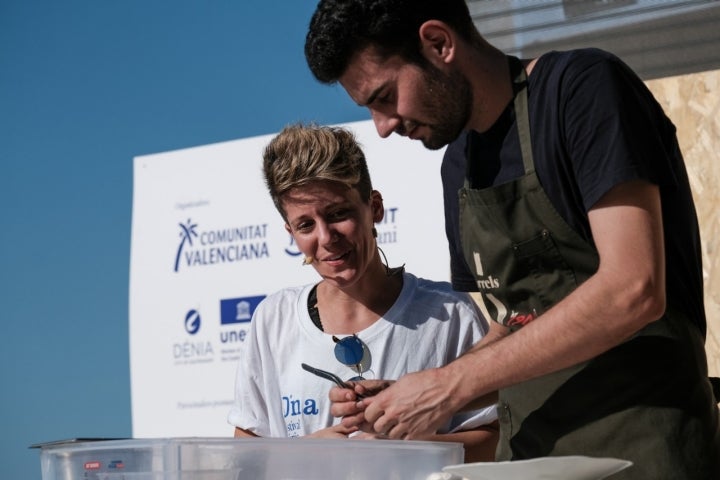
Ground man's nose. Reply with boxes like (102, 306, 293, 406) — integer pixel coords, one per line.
(371, 110, 401, 138)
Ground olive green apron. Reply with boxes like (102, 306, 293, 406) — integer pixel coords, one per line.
(458, 56, 720, 478)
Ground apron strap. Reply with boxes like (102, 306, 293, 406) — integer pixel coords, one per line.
(508, 56, 535, 176)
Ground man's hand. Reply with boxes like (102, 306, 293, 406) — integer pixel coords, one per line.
(359, 368, 457, 439)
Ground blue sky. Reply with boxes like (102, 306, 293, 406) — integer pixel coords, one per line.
(0, 1, 368, 477)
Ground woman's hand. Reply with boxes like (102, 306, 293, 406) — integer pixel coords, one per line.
(329, 379, 394, 431)
(305, 423, 359, 438)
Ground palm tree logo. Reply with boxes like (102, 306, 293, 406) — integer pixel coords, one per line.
(174, 219, 198, 272)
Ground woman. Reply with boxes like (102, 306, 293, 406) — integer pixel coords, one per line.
(227, 123, 497, 461)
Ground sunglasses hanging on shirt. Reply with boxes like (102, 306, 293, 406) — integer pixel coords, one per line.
(332, 334, 370, 381)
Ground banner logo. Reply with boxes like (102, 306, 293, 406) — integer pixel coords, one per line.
(185, 309, 201, 334)
(220, 295, 265, 325)
(219, 295, 265, 354)
(175, 308, 214, 364)
(174, 219, 270, 272)
(175, 219, 199, 272)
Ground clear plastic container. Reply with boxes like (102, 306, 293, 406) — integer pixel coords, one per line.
(36, 437, 464, 480)
(96, 472, 242, 480)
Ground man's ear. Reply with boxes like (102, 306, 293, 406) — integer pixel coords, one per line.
(418, 20, 456, 65)
(284, 223, 292, 234)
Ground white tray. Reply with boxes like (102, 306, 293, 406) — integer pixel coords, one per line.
(442, 455, 632, 480)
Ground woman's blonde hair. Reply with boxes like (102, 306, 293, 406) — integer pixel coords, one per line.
(262, 123, 373, 217)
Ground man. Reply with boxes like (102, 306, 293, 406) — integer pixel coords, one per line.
(304, 0, 720, 478)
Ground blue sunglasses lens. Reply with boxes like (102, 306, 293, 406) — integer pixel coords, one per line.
(333, 335, 364, 366)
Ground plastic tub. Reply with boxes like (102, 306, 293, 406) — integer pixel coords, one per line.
(36, 437, 464, 480)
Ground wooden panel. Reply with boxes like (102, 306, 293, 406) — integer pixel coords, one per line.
(646, 69, 720, 376)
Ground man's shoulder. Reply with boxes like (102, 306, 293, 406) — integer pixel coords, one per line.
(534, 48, 629, 82)
(443, 130, 470, 167)
(538, 47, 620, 66)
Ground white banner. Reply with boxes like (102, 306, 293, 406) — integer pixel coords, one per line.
(129, 120, 450, 437)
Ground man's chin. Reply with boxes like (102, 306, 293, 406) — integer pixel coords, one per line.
(419, 127, 464, 150)
(421, 139, 448, 150)
(399, 127, 459, 150)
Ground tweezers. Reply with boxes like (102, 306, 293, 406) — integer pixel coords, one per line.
(301, 363, 366, 399)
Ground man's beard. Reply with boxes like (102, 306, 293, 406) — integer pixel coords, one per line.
(418, 65, 473, 150)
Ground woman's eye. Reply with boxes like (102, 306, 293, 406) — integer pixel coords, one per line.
(295, 221, 313, 232)
(329, 209, 350, 221)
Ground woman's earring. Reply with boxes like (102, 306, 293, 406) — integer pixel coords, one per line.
(302, 256, 314, 266)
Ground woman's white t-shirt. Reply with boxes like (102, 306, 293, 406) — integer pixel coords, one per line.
(228, 271, 497, 437)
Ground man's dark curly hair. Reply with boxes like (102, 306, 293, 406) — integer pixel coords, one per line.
(305, 0, 477, 84)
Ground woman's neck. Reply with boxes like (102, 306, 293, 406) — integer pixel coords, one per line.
(315, 268, 403, 334)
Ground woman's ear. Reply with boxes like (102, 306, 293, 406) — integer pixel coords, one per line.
(370, 190, 385, 223)
(418, 20, 456, 65)
(284, 223, 292, 234)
